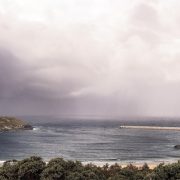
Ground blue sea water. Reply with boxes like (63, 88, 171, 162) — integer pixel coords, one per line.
(1, 116, 180, 164)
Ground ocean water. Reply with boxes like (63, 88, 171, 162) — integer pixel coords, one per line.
(1, 116, 180, 164)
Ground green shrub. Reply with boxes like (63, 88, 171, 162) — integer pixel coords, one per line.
(41, 164, 65, 180)
(17, 156, 45, 180)
(66, 170, 100, 180)
(41, 158, 83, 180)
(1, 156, 180, 180)
(1, 160, 19, 180)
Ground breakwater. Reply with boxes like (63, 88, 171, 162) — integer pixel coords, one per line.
(119, 125, 180, 130)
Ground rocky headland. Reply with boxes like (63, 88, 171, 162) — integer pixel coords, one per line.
(0, 116, 33, 131)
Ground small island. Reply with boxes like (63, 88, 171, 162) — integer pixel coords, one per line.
(0, 116, 33, 131)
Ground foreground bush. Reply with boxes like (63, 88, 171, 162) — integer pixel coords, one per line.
(0, 156, 45, 180)
(1, 156, 180, 180)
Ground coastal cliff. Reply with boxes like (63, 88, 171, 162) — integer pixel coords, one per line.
(0, 116, 33, 131)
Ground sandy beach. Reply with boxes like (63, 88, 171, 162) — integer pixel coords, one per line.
(82, 159, 177, 169)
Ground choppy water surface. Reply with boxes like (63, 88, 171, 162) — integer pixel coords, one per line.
(1, 116, 180, 164)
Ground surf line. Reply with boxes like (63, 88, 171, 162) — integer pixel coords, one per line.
(119, 125, 180, 131)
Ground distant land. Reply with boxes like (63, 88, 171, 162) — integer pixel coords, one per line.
(0, 116, 33, 131)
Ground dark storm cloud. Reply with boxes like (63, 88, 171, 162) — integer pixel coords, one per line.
(0, 48, 79, 115)
(0, 47, 139, 116)
(0, 48, 25, 99)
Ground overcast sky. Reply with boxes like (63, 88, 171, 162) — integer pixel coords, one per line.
(0, 0, 180, 117)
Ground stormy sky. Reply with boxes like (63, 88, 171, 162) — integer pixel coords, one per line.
(0, 0, 180, 117)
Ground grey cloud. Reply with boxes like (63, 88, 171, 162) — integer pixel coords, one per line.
(0, 47, 140, 116)
(0, 0, 180, 117)
(0, 48, 26, 99)
(0, 48, 76, 114)
(131, 3, 159, 29)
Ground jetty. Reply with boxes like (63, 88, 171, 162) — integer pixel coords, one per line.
(119, 125, 180, 131)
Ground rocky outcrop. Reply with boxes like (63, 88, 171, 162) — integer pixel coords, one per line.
(0, 116, 33, 131)
(174, 145, 180, 149)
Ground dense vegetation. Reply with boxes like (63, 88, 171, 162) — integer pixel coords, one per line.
(1, 156, 180, 179)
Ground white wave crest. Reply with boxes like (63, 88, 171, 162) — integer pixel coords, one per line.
(33, 127, 40, 131)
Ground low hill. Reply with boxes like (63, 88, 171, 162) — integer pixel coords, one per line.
(0, 116, 33, 131)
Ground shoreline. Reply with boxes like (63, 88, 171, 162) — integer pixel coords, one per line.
(1, 156, 180, 179)
(82, 159, 176, 169)
(1, 158, 178, 169)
